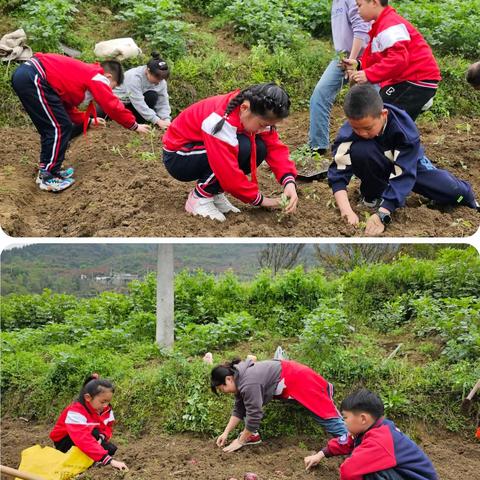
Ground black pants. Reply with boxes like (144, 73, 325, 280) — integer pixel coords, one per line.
(364, 468, 405, 480)
(380, 81, 438, 120)
(11, 59, 73, 176)
(96, 91, 158, 124)
(54, 428, 117, 457)
(163, 134, 267, 197)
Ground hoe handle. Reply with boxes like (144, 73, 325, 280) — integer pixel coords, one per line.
(0, 465, 46, 480)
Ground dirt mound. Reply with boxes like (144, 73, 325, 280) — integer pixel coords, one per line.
(1, 110, 479, 237)
(1, 419, 479, 480)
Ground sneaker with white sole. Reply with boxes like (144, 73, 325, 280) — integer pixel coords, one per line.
(36, 167, 75, 185)
(242, 432, 262, 445)
(38, 176, 75, 192)
(213, 193, 241, 214)
(185, 191, 226, 222)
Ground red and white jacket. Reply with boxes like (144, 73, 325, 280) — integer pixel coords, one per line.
(50, 401, 115, 464)
(360, 6, 441, 88)
(33, 53, 137, 131)
(162, 91, 297, 205)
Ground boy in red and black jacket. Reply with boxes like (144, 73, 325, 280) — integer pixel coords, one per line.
(304, 389, 438, 480)
(343, 0, 441, 120)
(11, 53, 150, 192)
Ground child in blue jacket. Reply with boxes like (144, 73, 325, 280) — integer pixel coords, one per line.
(304, 389, 438, 480)
(327, 84, 478, 236)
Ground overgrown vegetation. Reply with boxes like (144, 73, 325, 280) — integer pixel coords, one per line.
(1, 247, 479, 439)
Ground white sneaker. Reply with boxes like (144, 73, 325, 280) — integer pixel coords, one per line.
(185, 191, 226, 222)
(213, 193, 241, 213)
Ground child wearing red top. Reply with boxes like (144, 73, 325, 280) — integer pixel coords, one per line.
(50, 374, 128, 471)
(343, 0, 441, 120)
(162, 83, 298, 222)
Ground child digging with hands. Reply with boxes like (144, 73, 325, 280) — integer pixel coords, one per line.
(162, 83, 298, 222)
(304, 389, 438, 480)
(50, 374, 129, 471)
(327, 85, 478, 236)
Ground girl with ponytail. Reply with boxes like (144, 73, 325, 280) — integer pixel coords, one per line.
(162, 83, 298, 222)
(50, 373, 128, 471)
(113, 51, 172, 129)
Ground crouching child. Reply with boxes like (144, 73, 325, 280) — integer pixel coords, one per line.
(304, 389, 438, 479)
(328, 84, 478, 236)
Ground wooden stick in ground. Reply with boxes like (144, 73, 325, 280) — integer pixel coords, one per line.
(466, 379, 480, 401)
(0, 465, 46, 480)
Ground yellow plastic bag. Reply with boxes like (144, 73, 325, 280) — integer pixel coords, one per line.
(16, 445, 93, 480)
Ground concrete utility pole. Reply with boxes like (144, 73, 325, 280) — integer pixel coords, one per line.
(156, 244, 174, 347)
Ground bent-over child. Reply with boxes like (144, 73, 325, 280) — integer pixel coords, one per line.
(304, 389, 438, 479)
(328, 85, 478, 236)
(211, 358, 347, 453)
(50, 374, 128, 471)
(11, 53, 150, 192)
(162, 83, 298, 222)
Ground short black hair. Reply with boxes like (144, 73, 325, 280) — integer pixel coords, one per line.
(101, 60, 124, 86)
(210, 358, 241, 394)
(77, 374, 115, 407)
(340, 388, 384, 419)
(344, 84, 384, 120)
(147, 51, 170, 81)
(466, 62, 480, 87)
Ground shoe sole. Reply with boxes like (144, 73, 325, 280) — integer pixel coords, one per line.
(185, 202, 226, 222)
(38, 179, 75, 192)
(243, 439, 262, 446)
(215, 206, 241, 214)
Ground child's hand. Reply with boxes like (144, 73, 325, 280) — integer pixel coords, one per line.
(283, 183, 298, 214)
(223, 438, 244, 453)
(341, 58, 358, 72)
(341, 210, 359, 226)
(350, 70, 368, 84)
(216, 432, 229, 447)
(304, 451, 325, 470)
(136, 124, 151, 134)
(156, 119, 171, 130)
(91, 117, 106, 128)
(365, 213, 385, 236)
(261, 196, 281, 208)
(110, 459, 129, 471)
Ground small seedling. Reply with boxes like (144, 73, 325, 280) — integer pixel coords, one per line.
(110, 145, 124, 159)
(140, 151, 157, 162)
(126, 137, 141, 150)
(276, 193, 290, 223)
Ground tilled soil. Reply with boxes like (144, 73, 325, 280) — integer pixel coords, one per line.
(1, 419, 479, 480)
(1, 110, 479, 237)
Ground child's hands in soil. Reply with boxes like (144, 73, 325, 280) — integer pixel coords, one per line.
(91, 118, 106, 128)
(261, 196, 281, 208)
(304, 451, 325, 470)
(341, 210, 359, 226)
(365, 213, 385, 236)
(136, 124, 151, 134)
(283, 183, 298, 213)
(216, 432, 229, 447)
(223, 438, 244, 453)
(110, 459, 129, 471)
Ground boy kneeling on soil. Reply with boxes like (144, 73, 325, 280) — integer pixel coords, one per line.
(304, 389, 438, 480)
(50, 374, 129, 471)
(162, 83, 298, 222)
(328, 84, 478, 236)
(11, 53, 150, 192)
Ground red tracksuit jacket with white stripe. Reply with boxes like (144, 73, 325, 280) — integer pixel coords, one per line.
(162, 91, 297, 205)
(34, 53, 137, 130)
(50, 401, 115, 464)
(360, 6, 441, 88)
(322, 418, 438, 480)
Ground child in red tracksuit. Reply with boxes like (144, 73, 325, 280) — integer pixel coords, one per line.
(50, 374, 128, 471)
(343, 0, 441, 120)
(11, 53, 150, 192)
(304, 389, 438, 480)
(162, 83, 298, 222)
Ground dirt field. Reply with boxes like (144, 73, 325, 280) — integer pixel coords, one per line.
(1, 110, 479, 238)
(1, 418, 479, 480)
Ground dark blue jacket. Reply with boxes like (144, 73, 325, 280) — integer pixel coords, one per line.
(328, 104, 424, 212)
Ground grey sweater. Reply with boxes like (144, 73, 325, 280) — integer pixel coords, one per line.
(331, 0, 371, 53)
(232, 359, 282, 432)
(113, 65, 171, 124)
